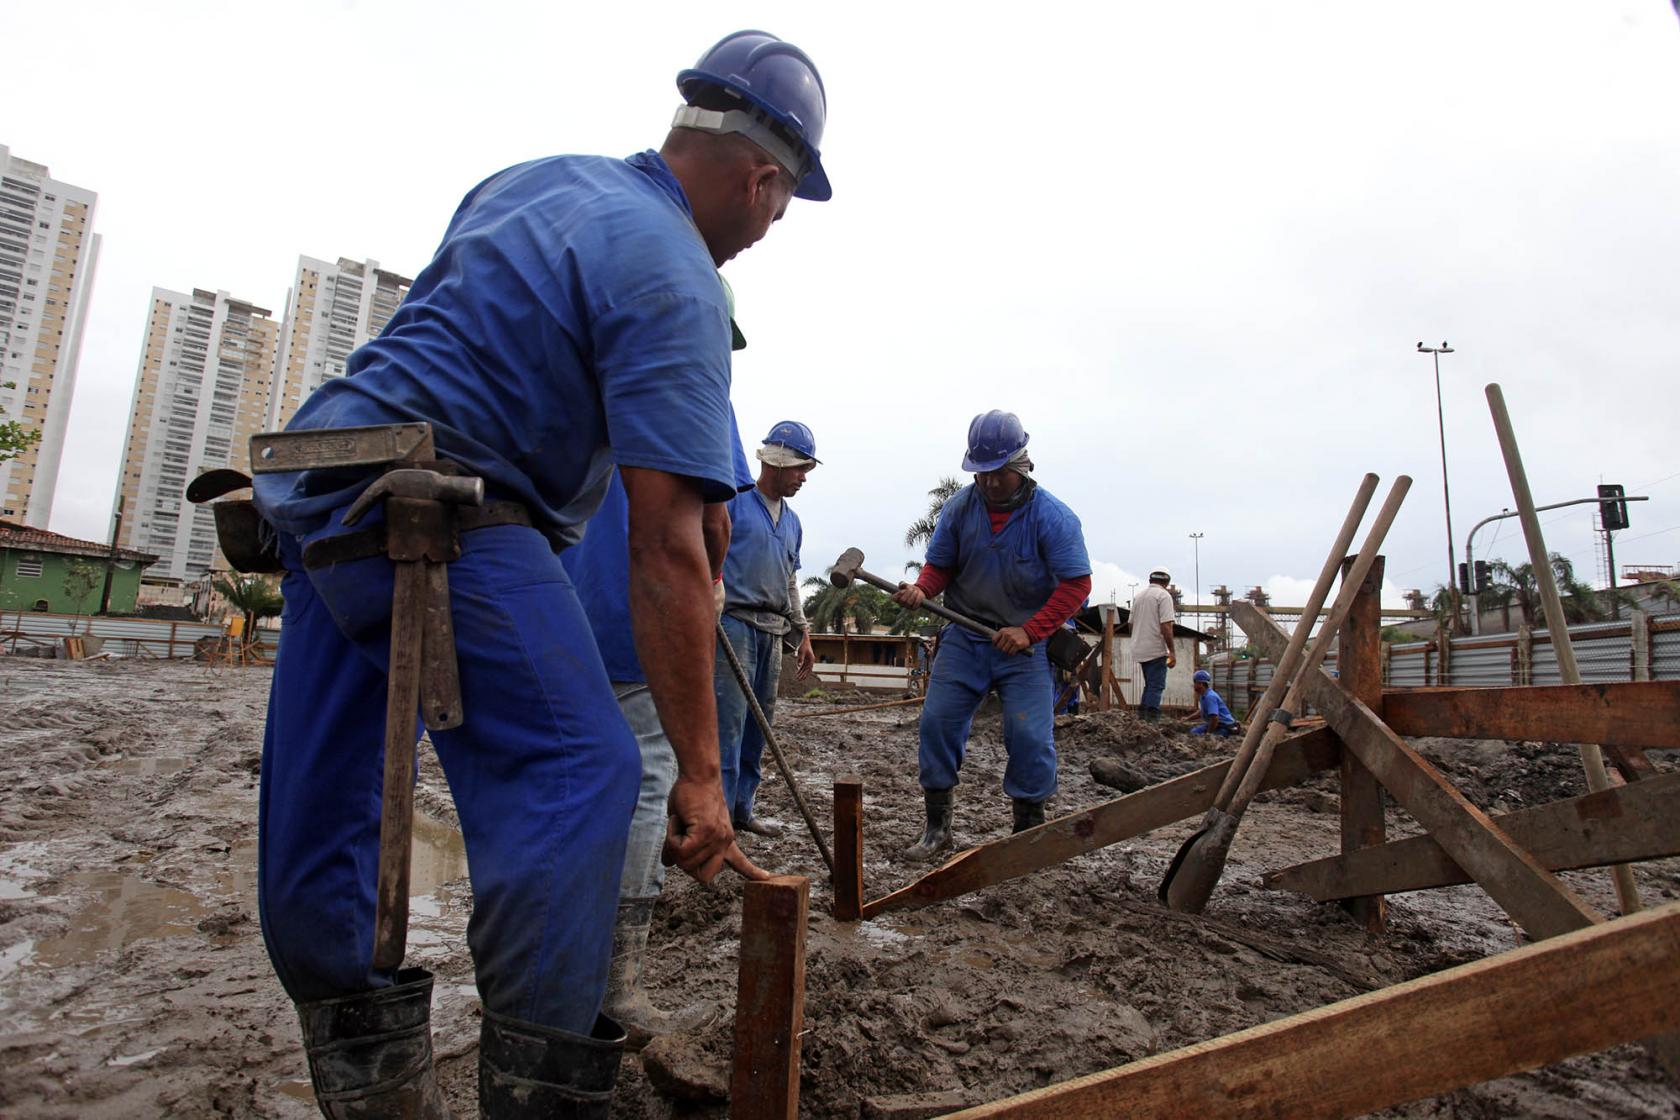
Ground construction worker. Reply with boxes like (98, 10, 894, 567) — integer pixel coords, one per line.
(1188, 669, 1239, 736)
(251, 31, 830, 1118)
(893, 411, 1092, 859)
(560, 277, 762, 1046)
(1132, 567, 1177, 722)
(714, 420, 819, 837)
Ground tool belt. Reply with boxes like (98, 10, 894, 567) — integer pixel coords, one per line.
(302, 500, 531, 569)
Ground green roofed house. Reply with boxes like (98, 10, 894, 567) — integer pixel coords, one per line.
(0, 521, 158, 615)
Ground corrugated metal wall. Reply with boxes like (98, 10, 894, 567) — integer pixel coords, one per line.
(0, 610, 258, 659)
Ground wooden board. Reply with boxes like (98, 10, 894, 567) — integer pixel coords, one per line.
(1265, 772, 1680, 900)
(940, 902, 1680, 1120)
(860, 729, 1341, 918)
(834, 779, 864, 921)
(1232, 601, 1602, 941)
(1337, 553, 1387, 932)
(1380, 682, 1670, 779)
(731, 876, 809, 1120)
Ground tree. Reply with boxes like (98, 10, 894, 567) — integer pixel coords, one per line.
(801, 576, 882, 635)
(214, 573, 284, 643)
(902, 476, 963, 572)
(1486, 553, 1611, 628)
(62, 559, 101, 634)
(0, 381, 40, 466)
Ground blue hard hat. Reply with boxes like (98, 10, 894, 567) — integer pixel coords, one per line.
(677, 31, 832, 202)
(962, 410, 1029, 473)
(763, 419, 819, 463)
(1193, 669, 1212, 684)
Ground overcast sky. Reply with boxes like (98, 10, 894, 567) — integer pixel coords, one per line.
(10, 1, 1679, 617)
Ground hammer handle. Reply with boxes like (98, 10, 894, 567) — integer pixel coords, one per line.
(372, 560, 426, 970)
(852, 567, 999, 641)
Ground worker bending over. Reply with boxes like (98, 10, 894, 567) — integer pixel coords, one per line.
(894, 411, 1091, 860)
(1188, 669, 1239, 736)
(714, 421, 819, 837)
(252, 31, 831, 1118)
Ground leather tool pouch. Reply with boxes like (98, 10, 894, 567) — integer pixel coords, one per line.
(185, 469, 284, 573)
(1046, 627, 1090, 673)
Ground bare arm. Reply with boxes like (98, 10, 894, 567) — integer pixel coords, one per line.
(702, 501, 731, 581)
(622, 467, 761, 883)
(1159, 620, 1177, 667)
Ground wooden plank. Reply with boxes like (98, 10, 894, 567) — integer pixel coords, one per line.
(860, 729, 1341, 919)
(1381, 681, 1674, 769)
(1232, 600, 1603, 941)
(1337, 553, 1387, 932)
(1265, 772, 1680, 900)
(940, 901, 1680, 1120)
(731, 875, 809, 1120)
(833, 779, 864, 922)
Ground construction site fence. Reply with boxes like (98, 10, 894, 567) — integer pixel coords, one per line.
(1207, 611, 1680, 718)
(0, 610, 276, 660)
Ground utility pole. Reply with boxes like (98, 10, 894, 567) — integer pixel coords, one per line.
(1188, 531, 1203, 633)
(1417, 341, 1457, 631)
(97, 497, 125, 615)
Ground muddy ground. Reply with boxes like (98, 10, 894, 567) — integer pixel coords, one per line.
(1, 656, 1677, 1118)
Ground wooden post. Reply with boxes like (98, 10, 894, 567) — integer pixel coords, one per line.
(1337, 554, 1387, 932)
(732, 875, 809, 1120)
(1435, 626, 1451, 685)
(168, 621, 179, 659)
(1632, 609, 1651, 682)
(1100, 604, 1118, 712)
(1516, 624, 1533, 686)
(833, 779, 863, 922)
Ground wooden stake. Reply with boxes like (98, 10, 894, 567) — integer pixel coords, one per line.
(1336, 553, 1387, 932)
(794, 696, 926, 719)
(833, 779, 864, 922)
(941, 902, 1680, 1120)
(732, 875, 809, 1120)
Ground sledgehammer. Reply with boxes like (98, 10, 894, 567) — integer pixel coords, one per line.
(829, 548, 999, 640)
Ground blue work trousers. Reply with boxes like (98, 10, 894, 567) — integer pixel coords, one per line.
(712, 615, 781, 821)
(613, 682, 678, 901)
(1139, 656, 1169, 713)
(919, 627, 1058, 801)
(258, 517, 639, 1036)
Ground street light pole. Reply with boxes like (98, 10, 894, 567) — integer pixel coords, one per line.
(1188, 531, 1203, 633)
(1418, 341, 1456, 629)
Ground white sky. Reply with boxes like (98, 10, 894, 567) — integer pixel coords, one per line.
(10, 1, 1679, 614)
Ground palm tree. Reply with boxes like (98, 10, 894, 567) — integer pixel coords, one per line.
(801, 577, 880, 635)
(214, 573, 284, 647)
(903, 476, 963, 554)
(1488, 554, 1609, 628)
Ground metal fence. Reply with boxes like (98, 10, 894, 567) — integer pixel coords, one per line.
(1216, 612, 1680, 706)
(0, 610, 274, 659)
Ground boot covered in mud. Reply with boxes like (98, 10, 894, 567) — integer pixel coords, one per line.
(902, 787, 954, 862)
(1011, 797, 1046, 833)
(295, 967, 453, 1119)
(478, 1008, 626, 1119)
(602, 897, 715, 1048)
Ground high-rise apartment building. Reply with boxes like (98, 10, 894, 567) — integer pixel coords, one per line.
(268, 256, 411, 429)
(0, 145, 100, 527)
(113, 288, 278, 583)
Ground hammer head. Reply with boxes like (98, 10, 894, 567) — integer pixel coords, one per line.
(830, 547, 866, 588)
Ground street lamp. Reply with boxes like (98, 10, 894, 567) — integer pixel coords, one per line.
(1417, 341, 1456, 628)
(1188, 532, 1203, 631)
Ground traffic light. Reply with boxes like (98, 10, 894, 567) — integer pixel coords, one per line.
(1457, 562, 1472, 595)
(1598, 484, 1629, 531)
(1473, 560, 1491, 593)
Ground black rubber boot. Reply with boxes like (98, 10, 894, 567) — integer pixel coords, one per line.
(602, 898, 715, 1049)
(478, 1008, 626, 1119)
(295, 967, 454, 1119)
(902, 787, 954, 862)
(1011, 798, 1046, 833)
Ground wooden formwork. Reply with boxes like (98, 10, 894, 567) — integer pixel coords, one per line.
(785, 556, 1680, 1118)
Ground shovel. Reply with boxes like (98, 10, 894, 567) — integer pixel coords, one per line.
(1160, 475, 1411, 913)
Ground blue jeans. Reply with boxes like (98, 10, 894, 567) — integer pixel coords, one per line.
(613, 682, 678, 901)
(258, 515, 639, 1035)
(1190, 722, 1236, 737)
(712, 614, 781, 821)
(1139, 656, 1169, 713)
(919, 627, 1057, 801)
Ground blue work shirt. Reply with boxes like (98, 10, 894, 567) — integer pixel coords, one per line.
(253, 151, 737, 548)
(562, 413, 754, 684)
(1198, 687, 1238, 729)
(926, 485, 1091, 629)
(720, 486, 803, 624)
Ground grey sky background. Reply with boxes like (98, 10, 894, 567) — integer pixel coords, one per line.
(9, 1, 1679, 617)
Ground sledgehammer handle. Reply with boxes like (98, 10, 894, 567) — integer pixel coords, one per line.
(849, 566, 999, 641)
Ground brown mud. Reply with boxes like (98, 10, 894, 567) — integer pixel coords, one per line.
(0, 658, 1676, 1117)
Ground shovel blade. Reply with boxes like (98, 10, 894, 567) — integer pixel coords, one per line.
(1158, 810, 1240, 914)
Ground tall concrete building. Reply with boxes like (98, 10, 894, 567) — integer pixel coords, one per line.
(268, 256, 411, 429)
(0, 145, 100, 527)
(114, 288, 278, 585)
